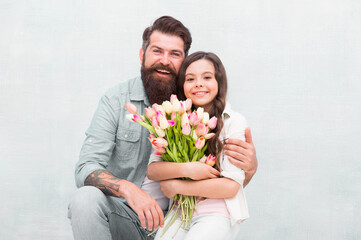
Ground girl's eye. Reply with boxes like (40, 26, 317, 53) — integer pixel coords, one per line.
(204, 76, 212, 80)
(186, 78, 194, 81)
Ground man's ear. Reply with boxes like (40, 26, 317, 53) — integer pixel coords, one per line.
(139, 48, 144, 65)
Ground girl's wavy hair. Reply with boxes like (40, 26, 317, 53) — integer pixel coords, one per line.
(177, 51, 227, 171)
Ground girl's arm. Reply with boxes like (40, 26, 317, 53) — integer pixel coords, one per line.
(147, 161, 220, 181)
(160, 177, 240, 199)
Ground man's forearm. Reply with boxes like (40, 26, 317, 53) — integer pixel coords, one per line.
(84, 169, 125, 197)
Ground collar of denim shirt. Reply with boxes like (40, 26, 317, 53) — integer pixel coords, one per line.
(130, 76, 151, 107)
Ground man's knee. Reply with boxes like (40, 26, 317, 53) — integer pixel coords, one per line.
(68, 186, 108, 219)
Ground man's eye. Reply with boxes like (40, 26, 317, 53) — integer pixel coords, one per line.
(153, 49, 161, 53)
(171, 52, 180, 57)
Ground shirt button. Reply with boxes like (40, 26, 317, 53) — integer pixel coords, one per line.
(124, 134, 128, 138)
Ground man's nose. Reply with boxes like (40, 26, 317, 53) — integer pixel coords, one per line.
(160, 53, 170, 65)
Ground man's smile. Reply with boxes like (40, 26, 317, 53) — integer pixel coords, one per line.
(155, 69, 171, 76)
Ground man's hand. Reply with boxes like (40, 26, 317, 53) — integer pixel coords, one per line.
(122, 180, 164, 231)
(224, 127, 258, 186)
(85, 170, 164, 231)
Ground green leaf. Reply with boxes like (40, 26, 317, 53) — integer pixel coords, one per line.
(172, 143, 179, 162)
(191, 150, 199, 162)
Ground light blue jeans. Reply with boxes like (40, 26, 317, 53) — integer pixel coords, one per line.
(154, 209, 239, 240)
(67, 186, 154, 240)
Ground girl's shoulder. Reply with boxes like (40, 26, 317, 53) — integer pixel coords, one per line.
(223, 103, 248, 139)
(223, 103, 248, 126)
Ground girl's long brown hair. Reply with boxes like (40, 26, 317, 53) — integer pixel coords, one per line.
(177, 51, 227, 171)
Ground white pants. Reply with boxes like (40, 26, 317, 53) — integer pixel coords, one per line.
(154, 210, 237, 240)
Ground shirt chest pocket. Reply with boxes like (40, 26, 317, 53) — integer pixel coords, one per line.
(115, 128, 141, 161)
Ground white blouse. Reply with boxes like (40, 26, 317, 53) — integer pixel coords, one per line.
(147, 102, 250, 224)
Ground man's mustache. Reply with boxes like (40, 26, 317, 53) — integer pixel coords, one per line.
(149, 63, 177, 76)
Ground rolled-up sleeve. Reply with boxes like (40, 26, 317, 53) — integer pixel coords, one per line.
(75, 95, 119, 188)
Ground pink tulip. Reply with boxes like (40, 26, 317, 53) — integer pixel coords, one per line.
(155, 126, 165, 137)
(185, 98, 192, 111)
(181, 113, 189, 126)
(148, 134, 156, 144)
(189, 112, 201, 126)
(154, 151, 163, 156)
(168, 120, 175, 127)
(125, 103, 137, 114)
(205, 154, 216, 167)
(145, 107, 156, 119)
(162, 101, 173, 114)
(158, 138, 169, 147)
(195, 137, 205, 149)
(127, 114, 143, 123)
(202, 112, 209, 124)
(156, 147, 166, 153)
(159, 116, 169, 130)
(126, 114, 134, 122)
(197, 107, 204, 121)
(170, 94, 178, 104)
(182, 123, 191, 135)
(148, 133, 156, 142)
(151, 117, 159, 128)
(156, 111, 165, 123)
(195, 124, 207, 136)
(204, 133, 216, 139)
(152, 137, 168, 148)
(153, 103, 165, 115)
(179, 102, 185, 115)
(152, 103, 159, 111)
(171, 112, 177, 121)
(207, 116, 218, 129)
(172, 99, 181, 112)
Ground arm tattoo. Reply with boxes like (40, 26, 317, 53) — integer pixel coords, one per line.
(84, 169, 122, 196)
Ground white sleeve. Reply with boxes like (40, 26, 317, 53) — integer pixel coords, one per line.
(220, 112, 247, 184)
(220, 113, 249, 224)
(148, 151, 163, 165)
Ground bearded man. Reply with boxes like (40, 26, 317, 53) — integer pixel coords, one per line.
(68, 16, 257, 240)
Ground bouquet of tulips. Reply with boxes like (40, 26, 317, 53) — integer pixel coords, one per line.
(125, 95, 217, 236)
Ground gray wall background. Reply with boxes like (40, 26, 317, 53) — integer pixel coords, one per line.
(1, 0, 360, 239)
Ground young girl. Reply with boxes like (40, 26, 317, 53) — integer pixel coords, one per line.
(147, 51, 249, 240)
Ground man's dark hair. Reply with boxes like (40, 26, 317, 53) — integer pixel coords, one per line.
(142, 16, 192, 56)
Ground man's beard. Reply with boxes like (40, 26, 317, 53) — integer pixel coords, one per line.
(141, 63, 177, 105)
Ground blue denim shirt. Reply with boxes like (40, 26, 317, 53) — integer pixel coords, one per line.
(75, 76, 152, 190)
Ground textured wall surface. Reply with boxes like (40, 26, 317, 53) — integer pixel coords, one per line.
(1, 1, 360, 239)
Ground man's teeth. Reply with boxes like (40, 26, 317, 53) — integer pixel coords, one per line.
(157, 69, 170, 74)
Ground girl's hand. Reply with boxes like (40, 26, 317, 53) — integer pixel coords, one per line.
(160, 179, 179, 198)
(183, 162, 220, 180)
